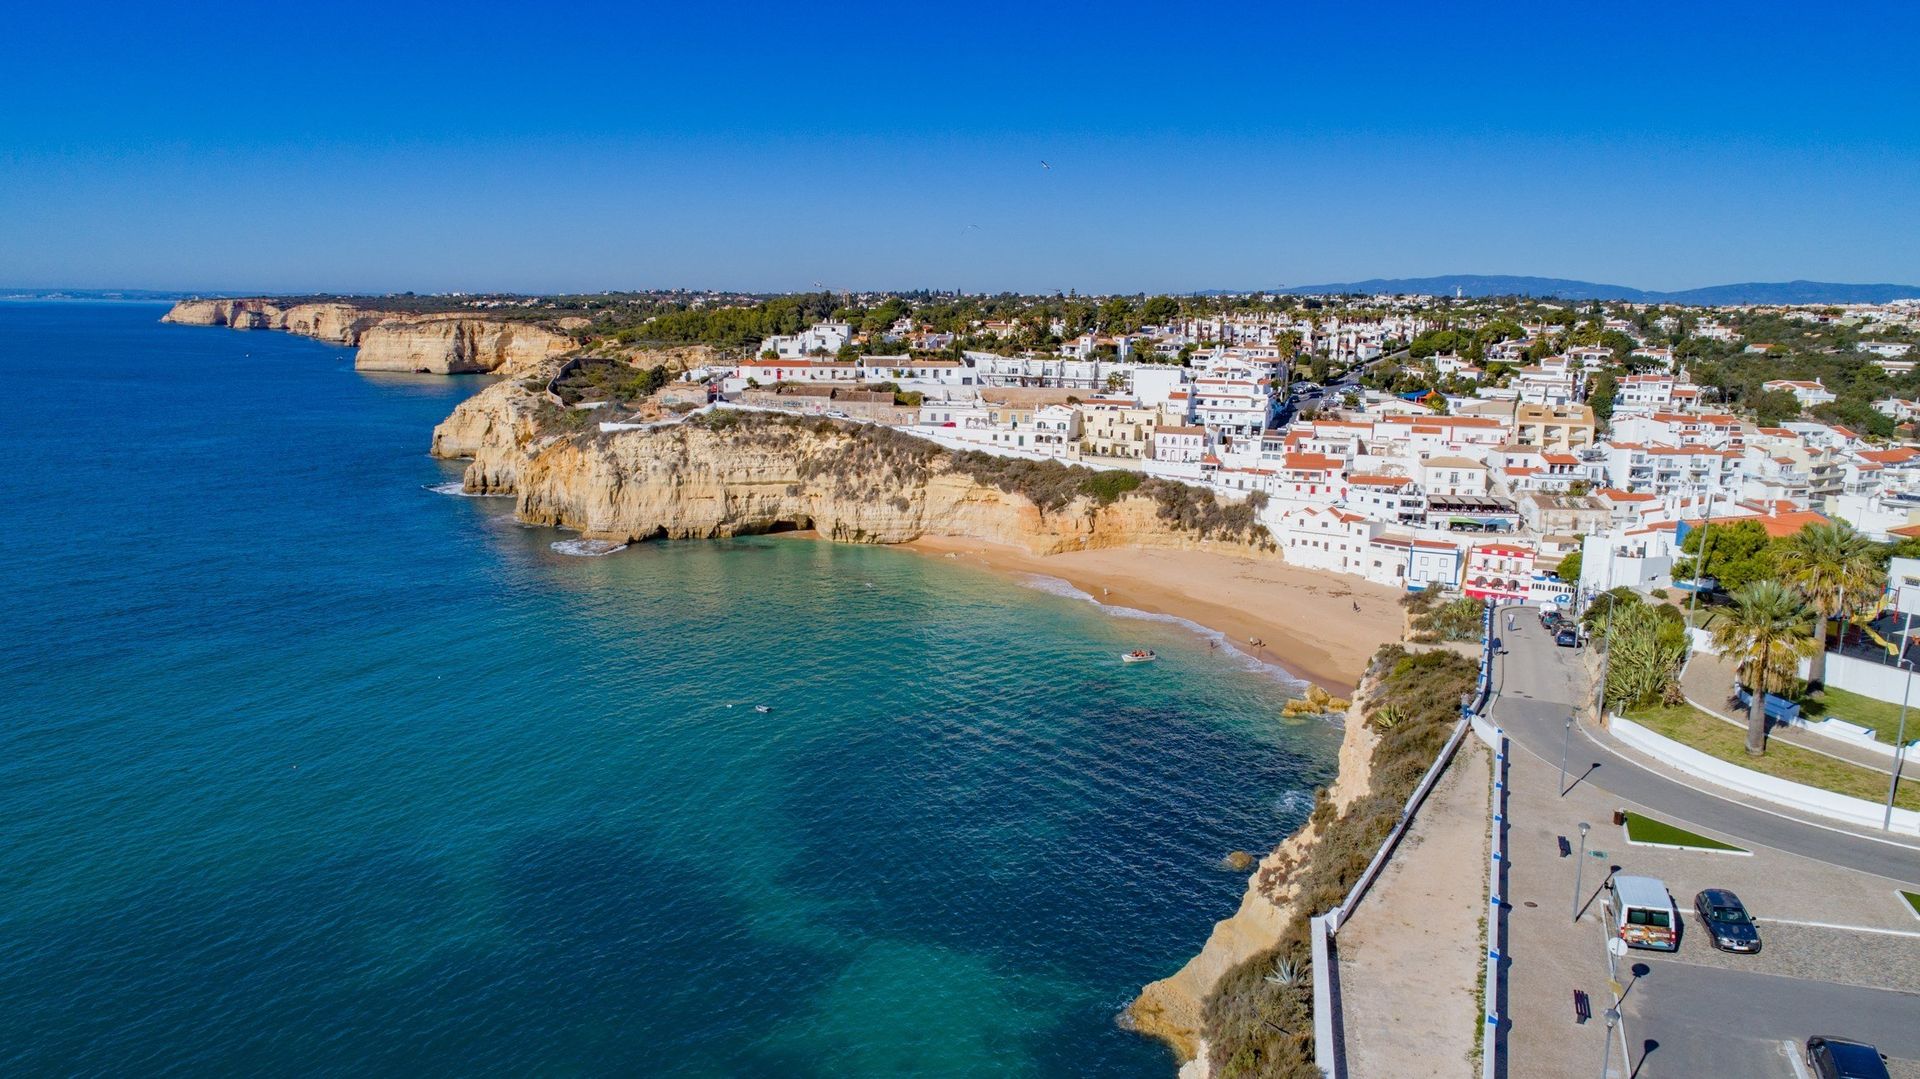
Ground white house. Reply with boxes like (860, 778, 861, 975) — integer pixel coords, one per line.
(1277, 505, 1373, 575)
(1762, 378, 1837, 407)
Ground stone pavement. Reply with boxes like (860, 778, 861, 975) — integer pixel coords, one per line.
(1337, 741, 1492, 1079)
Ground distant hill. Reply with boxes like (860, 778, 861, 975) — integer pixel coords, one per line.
(1269, 275, 1920, 306)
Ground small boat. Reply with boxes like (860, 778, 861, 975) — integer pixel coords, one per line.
(1120, 649, 1157, 664)
(753, 704, 772, 713)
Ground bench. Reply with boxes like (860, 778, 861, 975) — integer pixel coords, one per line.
(1732, 687, 1801, 724)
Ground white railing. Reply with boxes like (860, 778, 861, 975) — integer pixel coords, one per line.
(1480, 727, 1509, 1079)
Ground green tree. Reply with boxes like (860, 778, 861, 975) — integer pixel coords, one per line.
(1139, 295, 1180, 325)
(1750, 388, 1802, 427)
(1774, 521, 1885, 687)
(1709, 580, 1818, 755)
(1587, 369, 1617, 429)
(1675, 520, 1776, 593)
(1555, 549, 1583, 585)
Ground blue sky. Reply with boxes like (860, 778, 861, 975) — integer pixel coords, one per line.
(4, 1, 1918, 294)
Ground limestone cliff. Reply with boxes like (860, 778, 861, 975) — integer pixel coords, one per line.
(354, 318, 572, 375)
(162, 298, 373, 343)
(161, 299, 574, 376)
(427, 380, 1273, 556)
(429, 371, 562, 494)
(1127, 682, 1378, 1065)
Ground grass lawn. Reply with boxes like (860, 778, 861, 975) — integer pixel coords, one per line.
(1625, 703, 1920, 811)
(1902, 890, 1920, 920)
(1799, 685, 1920, 744)
(1621, 811, 1747, 852)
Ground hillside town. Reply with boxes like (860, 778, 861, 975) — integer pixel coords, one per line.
(658, 293, 1920, 613)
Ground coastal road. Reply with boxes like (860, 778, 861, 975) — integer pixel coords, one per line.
(1489, 609, 1920, 886)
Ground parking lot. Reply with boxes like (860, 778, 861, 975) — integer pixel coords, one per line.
(1495, 608, 1920, 1077)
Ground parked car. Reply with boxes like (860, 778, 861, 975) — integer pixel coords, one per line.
(1806, 1036, 1892, 1079)
(1555, 626, 1580, 648)
(1540, 609, 1563, 630)
(1692, 888, 1762, 953)
(1609, 875, 1679, 951)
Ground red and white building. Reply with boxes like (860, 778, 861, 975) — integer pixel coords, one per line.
(1465, 541, 1537, 604)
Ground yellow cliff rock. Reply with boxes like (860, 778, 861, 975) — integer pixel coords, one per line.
(161, 299, 574, 376)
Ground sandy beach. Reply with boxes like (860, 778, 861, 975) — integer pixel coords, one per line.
(904, 537, 1403, 693)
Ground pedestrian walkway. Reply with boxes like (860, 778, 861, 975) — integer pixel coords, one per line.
(1337, 741, 1492, 1079)
(1680, 650, 1906, 775)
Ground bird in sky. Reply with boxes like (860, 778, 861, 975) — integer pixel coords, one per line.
(1040, 160, 1052, 170)
(963, 223, 981, 232)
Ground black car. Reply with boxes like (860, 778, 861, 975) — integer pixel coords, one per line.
(1693, 888, 1762, 953)
(1807, 1036, 1892, 1079)
(1555, 626, 1580, 648)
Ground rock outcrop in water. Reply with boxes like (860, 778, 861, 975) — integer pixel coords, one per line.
(429, 379, 1274, 557)
(162, 299, 574, 376)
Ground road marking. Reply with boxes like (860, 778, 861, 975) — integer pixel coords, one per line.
(1782, 1039, 1813, 1079)
(1758, 916, 1920, 939)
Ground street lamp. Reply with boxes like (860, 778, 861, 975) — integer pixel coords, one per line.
(1886, 612, 1916, 831)
(1560, 714, 1575, 797)
(1572, 821, 1592, 922)
(1598, 1007, 1621, 1079)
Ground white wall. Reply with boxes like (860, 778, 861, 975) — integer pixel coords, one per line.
(1611, 715, 1919, 836)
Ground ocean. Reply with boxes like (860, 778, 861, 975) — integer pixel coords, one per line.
(0, 301, 1338, 1076)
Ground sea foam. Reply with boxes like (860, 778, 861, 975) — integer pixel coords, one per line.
(551, 538, 628, 557)
(1012, 573, 1310, 690)
(423, 481, 510, 498)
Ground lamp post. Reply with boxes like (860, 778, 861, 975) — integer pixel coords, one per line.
(1598, 1007, 1621, 1079)
(1572, 821, 1592, 922)
(1559, 714, 1575, 797)
(1885, 612, 1916, 831)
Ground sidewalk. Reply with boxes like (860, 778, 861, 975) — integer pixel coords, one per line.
(1680, 650, 1906, 776)
(1336, 741, 1492, 1079)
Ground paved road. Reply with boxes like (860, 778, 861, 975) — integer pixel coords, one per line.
(1624, 961, 1920, 1078)
(1491, 609, 1920, 885)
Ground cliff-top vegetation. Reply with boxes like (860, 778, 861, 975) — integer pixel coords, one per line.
(1202, 645, 1478, 1078)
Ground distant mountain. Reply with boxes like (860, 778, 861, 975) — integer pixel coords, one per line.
(1269, 275, 1920, 306)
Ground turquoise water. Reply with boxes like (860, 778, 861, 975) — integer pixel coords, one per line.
(0, 302, 1338, 1076)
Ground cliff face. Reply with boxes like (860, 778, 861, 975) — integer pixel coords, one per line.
(162, 298, 372, 343)
(161, 299, 574, 376)
(428, 382, 1270, 557)
(514, 422, 1261, 554)
(1127, 682, 1379, 1065)
(429, 372, 559, 493)
(355, 318, 572, 376)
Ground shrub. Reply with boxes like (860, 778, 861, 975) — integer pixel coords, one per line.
(1202, 645, 1478, 1076)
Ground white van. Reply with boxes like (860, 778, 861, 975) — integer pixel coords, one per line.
(1609, 874, 1679, 951)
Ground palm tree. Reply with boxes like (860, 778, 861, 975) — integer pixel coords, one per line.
(1710, 580, 1818, 755)
(1775, 521, 1885, 687)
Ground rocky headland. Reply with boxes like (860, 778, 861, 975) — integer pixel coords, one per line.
(429, 373, 1277, 557)
(162, 298, 575, 375)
